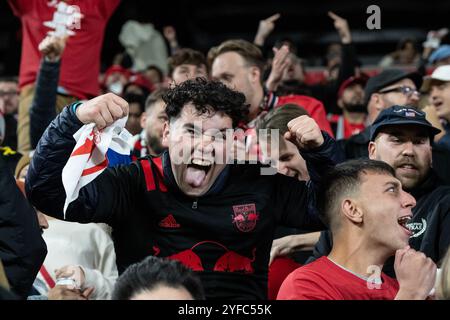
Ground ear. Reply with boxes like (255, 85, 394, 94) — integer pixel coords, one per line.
(162, 121, 170, 147)
(140, 112, 147, 129)
(368, 141, 377, 160)
(248, 66, 261, 84)
(371, 93, 384, 112)
(342, 198, 364, 224)
(167, 77, 175, 86)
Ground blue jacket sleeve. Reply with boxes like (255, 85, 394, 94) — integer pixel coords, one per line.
(30, 59, 61, 150)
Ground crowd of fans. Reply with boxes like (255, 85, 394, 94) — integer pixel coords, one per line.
(1, 0, 450, 301)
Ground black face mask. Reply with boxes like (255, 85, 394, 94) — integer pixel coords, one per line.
(343, 103, 367, 114)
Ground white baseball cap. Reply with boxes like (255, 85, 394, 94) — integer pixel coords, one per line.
(421, 65, 450, 92)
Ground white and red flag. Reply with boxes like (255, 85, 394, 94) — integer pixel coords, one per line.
(62, 117, 131, 217)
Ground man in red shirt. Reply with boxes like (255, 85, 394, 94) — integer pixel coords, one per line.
(278, 159, 437, 300)
(208, 39, 333, 136)
(8, 0, 120, 153)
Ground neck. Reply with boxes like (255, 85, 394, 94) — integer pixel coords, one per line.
(343, 110, 366, 124)
(147, 146, 159, 157)
(328, 231, 390, 278)
(248, 85, 265, 121)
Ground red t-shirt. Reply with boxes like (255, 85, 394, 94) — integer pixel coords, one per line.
(8, 0, 120, 99)
(277, 256, 399, 300)
(276, 95, 334, 138)
(328, 114, 366, 139)
(343, 118, 365, 138)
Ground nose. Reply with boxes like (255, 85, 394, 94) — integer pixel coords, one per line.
(401, 190, 416, 209)
(194, 134, 215, 156)
(407, 93, 420, 105)
(401, 141, 415, 156)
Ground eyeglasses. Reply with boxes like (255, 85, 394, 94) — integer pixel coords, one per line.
(378, 86, 420, 98)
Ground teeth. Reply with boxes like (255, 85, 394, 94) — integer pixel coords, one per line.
(192, 159, 212, 167)
(398, 216, 412, 228)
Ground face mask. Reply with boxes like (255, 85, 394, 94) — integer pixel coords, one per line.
(108, 81, 123, 95)
(344, 103, 367, 114)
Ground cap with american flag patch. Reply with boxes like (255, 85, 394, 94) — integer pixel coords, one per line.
(370, 105, 441, 141)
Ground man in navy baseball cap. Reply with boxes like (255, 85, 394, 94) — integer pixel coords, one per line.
(370, 105, 441, 142)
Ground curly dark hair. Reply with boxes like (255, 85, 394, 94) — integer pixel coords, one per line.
(163, 77, 249, 127)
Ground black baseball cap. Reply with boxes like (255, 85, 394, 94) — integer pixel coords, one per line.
(370, 105, 441, 141)
(364, 69, 423, 106)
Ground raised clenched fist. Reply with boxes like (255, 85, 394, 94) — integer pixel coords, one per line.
(75, 93, 129, 130)
(284, 115, 324, 150)
(394, 246, 437, 300)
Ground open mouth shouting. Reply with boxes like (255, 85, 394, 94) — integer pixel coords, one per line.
(185, 158, 213, 188)
(395, 161, 420, 177)
(397, 163, 418, 172)
(397, 215, 413, 237)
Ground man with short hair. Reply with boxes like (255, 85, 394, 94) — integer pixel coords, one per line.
(338, 69, 422, 159)
(27, 78, 337, 299)
(209, 39, 333, 135)
(368, 106, 450, 263)
(278, 159, 437, 300)
(168, 48, 208, 85)
(257, 104, 310, 182)
(308, 106, 450, 275)
(130, 88, 169, 160)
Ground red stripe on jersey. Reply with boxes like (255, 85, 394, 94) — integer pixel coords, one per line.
(140, 159, 156, 191)
(152, 157, 167, 192)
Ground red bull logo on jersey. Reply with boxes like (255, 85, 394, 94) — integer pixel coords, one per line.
(153, 241, 256, 274)
(232, 203, 259, 232)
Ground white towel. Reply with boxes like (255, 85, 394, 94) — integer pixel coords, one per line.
(62, 117, 131, 217)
